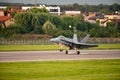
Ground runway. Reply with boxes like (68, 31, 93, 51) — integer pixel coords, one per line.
(0, 50, 120, 62)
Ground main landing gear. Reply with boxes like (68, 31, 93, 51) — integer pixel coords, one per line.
(77, 51, 80, 55)
(65, 47, 80, 55)
(60, 49, 63, 52)
(59, 45, 80, 55)
(65, 50, 80, 55)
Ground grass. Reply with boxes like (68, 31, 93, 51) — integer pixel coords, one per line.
(0, 45, 62, 51)
(0, 44, 120, 51)
(0, 59, 120, 80)
(89, 43, 120, 50)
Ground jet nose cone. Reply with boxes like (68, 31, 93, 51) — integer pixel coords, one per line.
(50, 38, 59, 43)
(50, 39, 53, 42)
(50, 38, 56, 42)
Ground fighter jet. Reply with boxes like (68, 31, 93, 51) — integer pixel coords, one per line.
(50, 34, 98, 54)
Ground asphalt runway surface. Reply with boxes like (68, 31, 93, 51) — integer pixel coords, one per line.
(0, 50, 120, 62)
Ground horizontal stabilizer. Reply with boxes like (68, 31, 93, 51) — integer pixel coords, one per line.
(80, 34, 90, 43)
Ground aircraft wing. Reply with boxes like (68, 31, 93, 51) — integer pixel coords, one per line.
(60, 39, 98, 48)
(76, 42, 98, 48)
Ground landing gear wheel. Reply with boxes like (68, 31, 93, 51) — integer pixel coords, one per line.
(60, 49, 63, 52)
(77, 51, 80, 55)
(66, 50, 68, 54)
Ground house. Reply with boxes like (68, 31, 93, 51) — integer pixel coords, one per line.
(98, 14, 120, 27)
(104, 14, 120, 19)
(0, 10, 5, 16)
(84, 12, 120, 27)
(84, 12, 104, 24)
(0, 16, 14, 28)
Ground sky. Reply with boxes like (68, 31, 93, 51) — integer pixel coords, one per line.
(0, 0, 120, 5)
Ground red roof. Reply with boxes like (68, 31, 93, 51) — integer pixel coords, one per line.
(0, 16, 12, 22)
(0, 10, 4, 12)
(8, 10, 25, 13)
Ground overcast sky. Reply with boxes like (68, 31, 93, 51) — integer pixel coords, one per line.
(0, 0, 120, 5)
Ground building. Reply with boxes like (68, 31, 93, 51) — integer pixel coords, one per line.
(104, 14, 120, 19)
(22, 6, 32, 10)
(84, 12, 120, 27)
(98, 14, 120, 27)
(0, 6, 7, 10)
(0, 16, 14, 28)
(65, 11, 81, 16)
(84, 12, 104, 24)
(46, 6, 61, 16)
(22, 5, 61, 15)
(0, 10, 4, 16)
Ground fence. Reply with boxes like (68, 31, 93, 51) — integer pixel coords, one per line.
(88, 38, 120, 43)
(0, 38, 120, 45)
(0, 38, 51, 45)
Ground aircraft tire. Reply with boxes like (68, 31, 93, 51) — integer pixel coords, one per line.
(77, 51, 80, 55)
(66, 50, 68, 54)
(60, 49, 63, 52)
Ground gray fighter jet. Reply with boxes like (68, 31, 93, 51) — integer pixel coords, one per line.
(50, 34, 98, 54)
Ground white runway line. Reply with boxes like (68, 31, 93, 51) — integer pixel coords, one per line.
(80, 53, 89, 55)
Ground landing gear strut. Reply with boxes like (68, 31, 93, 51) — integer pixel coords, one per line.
(59, 44, 63, 52)
(60, 49, 63, 52)
(65, 50, 80, 54)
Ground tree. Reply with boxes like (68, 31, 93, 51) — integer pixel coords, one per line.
(55, 30, 72, 37)
(42, 21, 57, 36)
(49, 15, 63, 29)
(89, 28, 99, 37)
(110, 3, 120, 12)
(60, 16, 78, 30)
(32, 13, 49, 34)
(6, 6, 12, 10)
(27, 8, 49, 14)
(107, 21, 116, 27)
(14, 12, 34, 33)
(73, 3, 80, 10)
(99, 8, 112, 14)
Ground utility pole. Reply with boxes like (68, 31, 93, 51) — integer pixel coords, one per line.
(35, 0, 37, 7)
(73, 27, 77, 33)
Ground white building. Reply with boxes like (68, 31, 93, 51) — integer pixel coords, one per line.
(65, 11, 81, 15)
(22, 5, 61, 16)
(21, 6, 33, 10)
(46, 6, 61, 16)
(0, 6, 7, 9)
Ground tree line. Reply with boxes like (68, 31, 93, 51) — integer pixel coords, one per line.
(0, 8, 120, 39)
(1, 2, 120, 14)
(60, 3, 120, 14)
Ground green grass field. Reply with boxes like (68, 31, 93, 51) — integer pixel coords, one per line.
(0, 45, 61, 51)
(0, 59, 120, 80)
(89, 43, 120, 50)
(0, 44, 120, 51)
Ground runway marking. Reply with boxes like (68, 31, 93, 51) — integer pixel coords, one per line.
(80, 53, 89, 55)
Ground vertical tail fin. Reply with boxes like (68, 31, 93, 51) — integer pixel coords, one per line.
(73, 34, 78, 42)
(80, 34, 90, 43)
